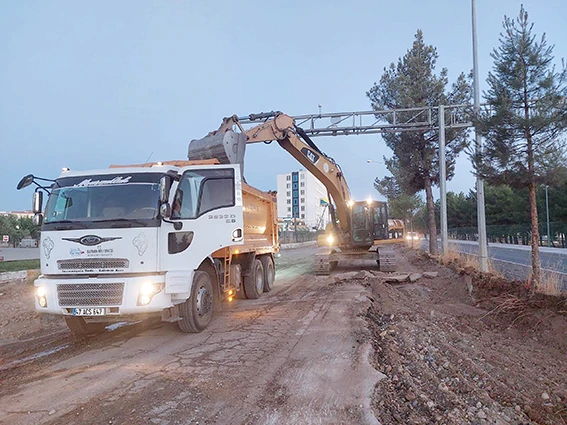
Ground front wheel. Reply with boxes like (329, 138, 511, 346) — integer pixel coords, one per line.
(178, 271, 214, 333)
(64, 317, 107, 336)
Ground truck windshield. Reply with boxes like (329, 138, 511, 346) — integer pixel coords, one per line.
(44, 183, 160, 226)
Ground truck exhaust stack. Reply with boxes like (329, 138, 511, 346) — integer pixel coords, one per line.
(188, 130, 247, 177)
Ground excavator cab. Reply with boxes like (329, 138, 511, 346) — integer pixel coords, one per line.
(350, 200, 389, 248)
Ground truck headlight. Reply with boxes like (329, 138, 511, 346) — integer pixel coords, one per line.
(137, 282, 164, 306)
(36, 286, 47, 308)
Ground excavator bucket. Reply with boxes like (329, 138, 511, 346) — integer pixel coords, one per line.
(188, 130, 247, 177)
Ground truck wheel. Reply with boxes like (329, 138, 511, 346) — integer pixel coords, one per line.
(64, 317, 107, 336)
(178, 271, 214, 333)
(243, 259, 264, 299)
(260, 255, 275, 292)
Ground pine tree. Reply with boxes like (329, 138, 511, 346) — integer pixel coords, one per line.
(367, 30, 471, 254)
(476, 5, 567, 288)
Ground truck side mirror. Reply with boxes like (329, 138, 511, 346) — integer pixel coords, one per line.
(33, 214, 43, 226)
(33, 191, 43, 214)
(160, 203, 171, 219)
(159, 176, 171, 203)
(17, 174, 35, 190)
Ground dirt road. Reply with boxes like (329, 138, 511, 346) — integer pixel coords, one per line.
(0, 247, 382, 425)
(1, 245, 566, 425)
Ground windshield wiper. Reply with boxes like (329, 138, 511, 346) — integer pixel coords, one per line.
(47, 220, 89, 230)
(93, 218, 149, 227)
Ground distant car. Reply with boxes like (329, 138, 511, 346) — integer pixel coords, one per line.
(405, 232, 420, 241)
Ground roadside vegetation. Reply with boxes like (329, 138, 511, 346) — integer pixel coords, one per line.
(0, 259, 40, 273)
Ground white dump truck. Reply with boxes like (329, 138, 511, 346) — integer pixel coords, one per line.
(17, 157, 278, 335)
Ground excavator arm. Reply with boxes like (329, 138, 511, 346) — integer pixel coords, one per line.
(191, 112, 353, 241)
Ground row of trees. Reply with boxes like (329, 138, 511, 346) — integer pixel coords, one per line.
(409, 183, 567, 231)
(369, 5, 567, 288)
(0, 215, 39, 247)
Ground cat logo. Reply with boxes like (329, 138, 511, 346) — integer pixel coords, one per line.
(300, 147, 320, 164)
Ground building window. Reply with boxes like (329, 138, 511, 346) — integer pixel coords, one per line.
(301, 206, 305, 211)
(292, 182, 298, 190)
(300, 198, 305, 203)
(301, 214, 305, 219)
(286, 183, 290, 189)
(300, 190, 305, 195)
(286, 191, 290, 196)
(300, 182, 305, 187)
(300, 173, 305, 180)
(287, 199, 291, 204)
(292, 172, 298, 182)
(293, 199, 298, 205)
(287, 207, 291, 212)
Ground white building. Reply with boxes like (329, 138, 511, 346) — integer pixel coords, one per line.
(276, 169, 330, 230)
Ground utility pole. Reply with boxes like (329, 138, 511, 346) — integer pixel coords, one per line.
(439, 105, 448, 253)
(545, 185, 551, 247)
(472, 0, 489, 271)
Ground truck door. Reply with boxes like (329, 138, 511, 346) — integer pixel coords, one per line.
(159, 165, 244, 279)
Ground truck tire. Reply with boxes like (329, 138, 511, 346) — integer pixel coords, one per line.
(178, 271, 214, 333)
(64, 317, 107, 336)
(243, 259, 264, 299)
(260, 255, 275, 292)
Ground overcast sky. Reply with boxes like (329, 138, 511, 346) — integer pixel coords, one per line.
(1, 0, 566, 211)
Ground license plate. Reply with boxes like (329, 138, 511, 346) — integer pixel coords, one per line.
(72, 308, 105, 316)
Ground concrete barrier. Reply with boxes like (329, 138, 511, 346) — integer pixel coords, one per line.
(0, 269, 40, 285)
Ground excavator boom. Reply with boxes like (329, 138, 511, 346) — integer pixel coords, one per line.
(189, 112, 354, 244)
(189, 111, 398, 274)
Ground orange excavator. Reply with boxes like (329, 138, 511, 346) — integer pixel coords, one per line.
(188, 111, 400, 274)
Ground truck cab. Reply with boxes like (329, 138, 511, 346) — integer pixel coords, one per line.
(19, 161, 274, 335)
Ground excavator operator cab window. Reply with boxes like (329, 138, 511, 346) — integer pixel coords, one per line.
(372, 203, 388, 240)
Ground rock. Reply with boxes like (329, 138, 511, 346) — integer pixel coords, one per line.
(385, 274, 410, 283)
(423, 271, 438, 278)
(405, 391, 416, 402)
(514, 405, 521, 412)
(476, 402, 482, 408)
(476, 411, 487, 419)
(438, 382, 449, 392)
(541, 392, 550, 400)
(48, 410, 56, 415)
(408, 273, 422, 282)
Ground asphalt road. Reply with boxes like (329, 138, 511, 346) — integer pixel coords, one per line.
(420, 239, 567, 285)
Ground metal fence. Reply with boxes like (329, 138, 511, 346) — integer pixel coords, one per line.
(448, 222, 567, 248)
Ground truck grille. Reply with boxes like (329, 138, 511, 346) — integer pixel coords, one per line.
(58, 258, 129, 271)
(57, 282, 125, 306)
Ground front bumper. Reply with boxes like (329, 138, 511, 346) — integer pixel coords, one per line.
(34, 274, 173, 316)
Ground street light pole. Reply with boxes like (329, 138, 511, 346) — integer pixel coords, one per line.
(472, 0, 489, 271)
(545, 185, 551, 247)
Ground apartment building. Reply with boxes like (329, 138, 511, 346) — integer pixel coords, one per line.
(276, 169, 330, 230)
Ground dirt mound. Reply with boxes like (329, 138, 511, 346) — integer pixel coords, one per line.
(365, 246, 567, 425)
